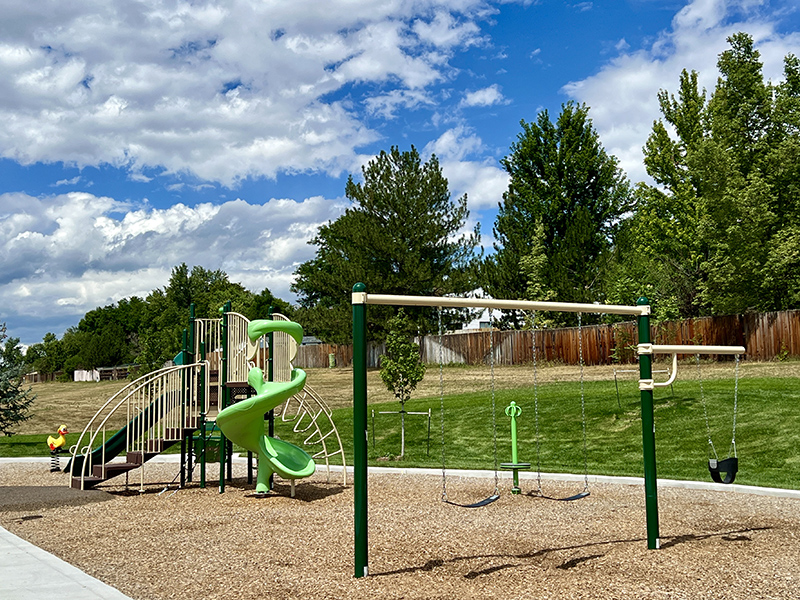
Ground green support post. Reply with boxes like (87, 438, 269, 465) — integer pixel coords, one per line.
(180, 328, 189, 489)
(219, 301, 231, 493)
(199, 341, 207, 489)
(187, 305, 196, 484)
(352, 283, 369, 578)
(637, 297, 660, 549)
(267, 306, 275, 490)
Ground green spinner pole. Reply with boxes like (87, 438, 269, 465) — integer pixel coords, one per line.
(637, 297, 660, 549)
(352, 283, 369, 578)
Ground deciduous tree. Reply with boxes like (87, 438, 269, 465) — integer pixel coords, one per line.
(379, 309, 426, 458)
(487, 103, 631, 325)
(614, 33, 800, 317)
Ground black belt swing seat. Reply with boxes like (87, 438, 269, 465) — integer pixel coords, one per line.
(709, 456, 738, 484)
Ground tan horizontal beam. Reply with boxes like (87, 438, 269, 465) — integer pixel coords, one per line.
(352, 292, 648, 317)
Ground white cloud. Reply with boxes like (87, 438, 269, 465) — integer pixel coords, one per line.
(364, 89, 436, 119)
(413, 10, 484, 48)
(562, 0, 800, 184)
(424, 125, 484, 161)
(0, 191, 347, 343)
(442, 159, 509, 209)
(52, 176, 82, 187)
(423, 126, 509, 209)
(0, 0, 497, 186)
(460, 83, 507, 107)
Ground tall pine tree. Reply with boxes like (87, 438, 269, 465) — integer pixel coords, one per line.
(0, 324, 34, 436)
(292, 146, 480, 342)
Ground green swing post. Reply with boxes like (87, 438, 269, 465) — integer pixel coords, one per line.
(637, 297, 660, 549)
(353, 283, 369, 578)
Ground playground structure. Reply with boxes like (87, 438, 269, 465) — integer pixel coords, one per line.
(351, 285, 745, 578)
(68, 305, 346, 495)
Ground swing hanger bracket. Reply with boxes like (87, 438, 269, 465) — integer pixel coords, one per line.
(637, 352, 679, 391)
(637, 344, 745, 391)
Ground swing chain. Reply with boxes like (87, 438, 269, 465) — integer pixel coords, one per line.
(578, 312, 589, 494)
(697, 354, 719, 460)
(730, 354, 740, 458)
(489, 313, 499, 496)
(439, 309, 448, 503)
(531, 311, 543, 496)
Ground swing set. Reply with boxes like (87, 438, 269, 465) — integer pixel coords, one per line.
(351, 285, 745, 578)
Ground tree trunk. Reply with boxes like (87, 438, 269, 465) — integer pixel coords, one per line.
(400, 409, 405, 458)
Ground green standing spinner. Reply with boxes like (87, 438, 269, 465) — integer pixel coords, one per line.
(500, 401, 530, 495)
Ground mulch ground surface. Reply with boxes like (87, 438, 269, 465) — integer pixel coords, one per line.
(1, 462, 799, 599)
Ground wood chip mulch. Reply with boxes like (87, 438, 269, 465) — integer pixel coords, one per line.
(1, 462, 799, 599)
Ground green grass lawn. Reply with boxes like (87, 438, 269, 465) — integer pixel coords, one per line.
(323, 374, 800, 491)
(4, 373, 798, 491)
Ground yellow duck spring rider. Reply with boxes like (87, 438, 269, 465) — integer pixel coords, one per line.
(47, 425, 68, 472)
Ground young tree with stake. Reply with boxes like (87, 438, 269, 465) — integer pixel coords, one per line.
(380, 310, 426, 458)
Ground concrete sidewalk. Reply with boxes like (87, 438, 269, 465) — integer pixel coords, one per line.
(0, 526, 134, 600)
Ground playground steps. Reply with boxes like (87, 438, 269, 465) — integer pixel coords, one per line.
(127, 450, 161, 465)
(70, 441, 179, 490)
(71, 475, 104, 489)
(165, 418, 198, 439)
(70, 456, 148, 490)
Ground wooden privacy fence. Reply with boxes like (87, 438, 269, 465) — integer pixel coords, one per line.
(292, 310, 800, 368)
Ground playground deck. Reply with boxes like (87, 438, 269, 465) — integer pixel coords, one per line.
(2, 460, 799, 599)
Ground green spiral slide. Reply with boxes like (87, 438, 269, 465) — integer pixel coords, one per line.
(216, 319, 316, 493)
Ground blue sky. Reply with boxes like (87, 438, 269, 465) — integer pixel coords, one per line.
(1, 0, 799, 347)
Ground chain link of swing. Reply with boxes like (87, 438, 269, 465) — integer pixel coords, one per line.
(697, 352, 740, 461)
(439, 307, 499, 505)
(530, 310, 590, 499)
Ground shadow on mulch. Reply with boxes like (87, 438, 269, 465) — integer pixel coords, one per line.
(374, 526, 774, 578)
(94, 477, 347, 502)
(214, 477, 348, 502)
(659, 526, 771, 548)
(0, 485, 115, 512)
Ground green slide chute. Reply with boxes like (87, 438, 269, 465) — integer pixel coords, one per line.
(216, 319, 316, 493)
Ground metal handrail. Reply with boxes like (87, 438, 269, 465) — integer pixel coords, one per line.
(70, 362, 208, 489)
